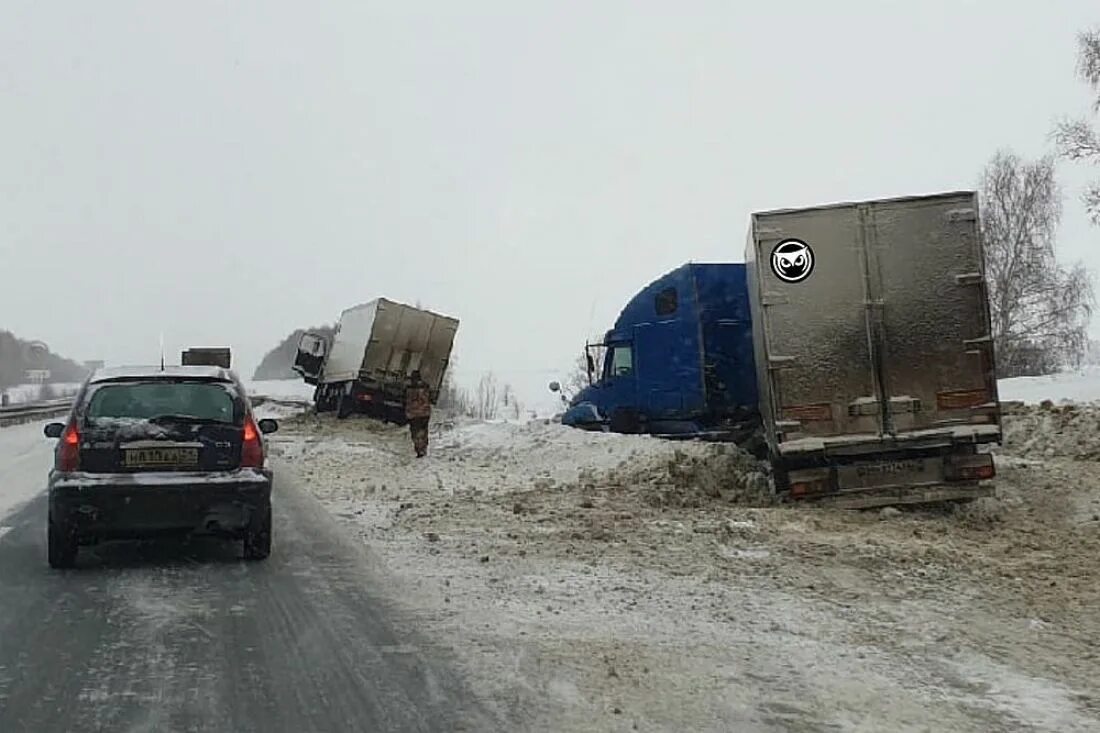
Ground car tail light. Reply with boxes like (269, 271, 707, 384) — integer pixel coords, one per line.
(241, 417, 264, 468)
(57, 422, 81, 472)
(945, 452, 995, 481)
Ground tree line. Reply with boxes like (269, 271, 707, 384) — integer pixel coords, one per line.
(0, 330, 89, 389)
(987, 26, 1100, 377)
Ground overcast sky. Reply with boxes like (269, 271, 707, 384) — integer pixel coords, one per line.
(3, 1, 1099, 407)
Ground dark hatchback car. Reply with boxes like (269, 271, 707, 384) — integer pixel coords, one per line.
(43, 366, 278, 568)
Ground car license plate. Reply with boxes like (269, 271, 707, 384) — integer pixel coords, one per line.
(123, 447, 200, 469)
(837, 456, 943, 490)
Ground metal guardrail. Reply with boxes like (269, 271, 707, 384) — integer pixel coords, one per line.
(0, 394, 310, 429)
(0, 398, 75, 427)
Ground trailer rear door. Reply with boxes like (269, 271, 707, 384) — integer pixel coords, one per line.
(750, 205, 884, 441)
(869, 193, 999, 434)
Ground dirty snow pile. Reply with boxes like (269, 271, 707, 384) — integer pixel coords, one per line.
(272, 411, 1100, 732)
(436, 418, 771, 506)
(278, 413, 770, 508)
(1000, 402, 1100, 460)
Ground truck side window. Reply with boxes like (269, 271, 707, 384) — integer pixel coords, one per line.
(606, 344, 633, 378)
(655, 287, 678, 316)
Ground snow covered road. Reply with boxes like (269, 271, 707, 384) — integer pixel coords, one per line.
(3, 403, 1100, 732)
(0, 425, 497, 733)
(273, 413, 1100, 733)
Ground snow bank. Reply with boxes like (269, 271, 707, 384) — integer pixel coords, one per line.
(1, 383, 81, 404)
(432, 418, 771, 505)
(246, 379, 316, 401)
(0, 421, 53, 519)
(998, 367, 1100, 405)
(1000, 403, 1100, 460)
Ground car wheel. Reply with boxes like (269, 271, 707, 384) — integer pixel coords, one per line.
(243, 505, 272, 561)
(47, 518, 77, 569)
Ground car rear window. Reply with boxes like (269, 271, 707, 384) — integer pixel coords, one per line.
(85, 382, 238, 424)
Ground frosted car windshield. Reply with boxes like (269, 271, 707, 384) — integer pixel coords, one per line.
(85, 382, 238, 424)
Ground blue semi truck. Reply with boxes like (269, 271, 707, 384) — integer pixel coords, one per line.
(556, 192, 1001, 508)
(553, 262, 759, 441)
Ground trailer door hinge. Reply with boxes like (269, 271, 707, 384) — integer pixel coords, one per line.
(955, 272, 984, 286)
(888, 396, 922, 413)
(847, 398, 881, 416)
(761, 292, 789, 306)
(945, 208, 977, 222)
(768, 356, 795, 369)
(962, 335, 993, 346)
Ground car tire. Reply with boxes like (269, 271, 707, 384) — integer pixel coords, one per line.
(47, 518, 77, 569)
(243, 505, 272, 561)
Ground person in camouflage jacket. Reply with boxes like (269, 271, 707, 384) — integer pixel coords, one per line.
(404, 370, 432, 458)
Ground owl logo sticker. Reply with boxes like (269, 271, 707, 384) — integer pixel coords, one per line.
(770, 239, 815, 283)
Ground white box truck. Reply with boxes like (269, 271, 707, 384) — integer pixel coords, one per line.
(293, 298, 459, 422)
(745, 191, 1001, 508)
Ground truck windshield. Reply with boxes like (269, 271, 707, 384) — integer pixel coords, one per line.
(604, 344, 633, 379)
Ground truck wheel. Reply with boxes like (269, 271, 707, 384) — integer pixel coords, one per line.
(336, 392, 354, 419)
(47, 517, 77, 569)
(243, 505, 272, 561)
(609, 408, 642, 434)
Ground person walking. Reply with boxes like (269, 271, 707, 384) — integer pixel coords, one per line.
(404, 370, 432, 458)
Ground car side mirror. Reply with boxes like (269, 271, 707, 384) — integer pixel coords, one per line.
(257, 418, 279, 435)
(548, 381, 561, 393)
(44, 422, 65, 439)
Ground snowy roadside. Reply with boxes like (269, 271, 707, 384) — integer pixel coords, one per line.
(0, 421, 55, 523)
(271, 411, 1100, 732)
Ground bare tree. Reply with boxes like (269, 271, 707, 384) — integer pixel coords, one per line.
(435, 356, 471, 416)
(563, 337, 606, 398)
(1053, 27, 1100, 223)
(476, 372, 500, 420)
(981, 150, 1093, 376)
(501, 383, 523, 420)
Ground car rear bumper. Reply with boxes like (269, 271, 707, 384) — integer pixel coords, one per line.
(48, 468, 272, 540)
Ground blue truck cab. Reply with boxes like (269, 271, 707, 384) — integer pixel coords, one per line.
(561, 262, 758, 438)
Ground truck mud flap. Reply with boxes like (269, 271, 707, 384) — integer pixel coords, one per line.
(794, 483, 994, 510)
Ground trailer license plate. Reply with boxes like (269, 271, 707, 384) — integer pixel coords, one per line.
(837, 457, 942, 489)
(123, 447, 200, 469)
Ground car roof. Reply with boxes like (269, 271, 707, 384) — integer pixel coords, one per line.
(88, 365, 238, 384)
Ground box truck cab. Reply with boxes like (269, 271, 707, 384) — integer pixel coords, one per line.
(560, 263, 758, 439)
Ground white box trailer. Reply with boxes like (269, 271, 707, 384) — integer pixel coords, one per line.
(745, 191, 1001, 508)
(293, 298, 459, 422)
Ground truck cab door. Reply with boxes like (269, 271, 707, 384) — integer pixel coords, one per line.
(634, 322, 686, 417)
(293, 333, 327, 384)
(599, 342, 639, 431)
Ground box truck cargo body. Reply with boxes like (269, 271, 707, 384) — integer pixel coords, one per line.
(293, 299, 459, 422)
(745, 192, 1000, 508)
